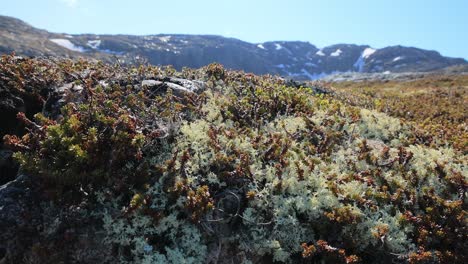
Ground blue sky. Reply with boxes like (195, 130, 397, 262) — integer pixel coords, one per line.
(2, 0, 467, 59)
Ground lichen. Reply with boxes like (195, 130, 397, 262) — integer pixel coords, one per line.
(2, 56, 466, 263)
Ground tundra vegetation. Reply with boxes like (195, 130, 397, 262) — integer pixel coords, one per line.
(326, 76, 468, 153)
(1, 54, 467, 263)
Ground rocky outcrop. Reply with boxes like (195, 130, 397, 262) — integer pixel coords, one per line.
(0, 173, 116, 264)
(0, 174, 41, 263)
(0, 150, 18, 185)
(0, 87, 26, 142)
(142, 77, 206, 97)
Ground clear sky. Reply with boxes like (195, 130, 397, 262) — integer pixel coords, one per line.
(2, 0, 467, 59)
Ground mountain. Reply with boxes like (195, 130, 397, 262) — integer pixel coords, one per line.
(1, 15, 466, 80)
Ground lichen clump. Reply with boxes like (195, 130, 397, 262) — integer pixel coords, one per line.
(2, 55, 467, 263)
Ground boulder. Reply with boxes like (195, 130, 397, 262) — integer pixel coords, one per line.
(142, 77, 205, 97)
(0, 88, 25, 140)
(0, 173, 115, 263)
(0, 174, 42, 263)
(0, 150, 18, 185)
(167, 77, 206, 93)
(141, 80, 163, 87)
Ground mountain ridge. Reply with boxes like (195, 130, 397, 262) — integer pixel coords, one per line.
(1, 15, 466, 80)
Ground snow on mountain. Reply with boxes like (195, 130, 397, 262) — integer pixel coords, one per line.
(1, 16, 465, 81)
(353, 47, 377, 72)
(316, 50, 325, 56)
(50, 39, 85, 52)
(330, 49, 343, 56)
(87, 40, 101, 49)
(159, 36, 171, 42)
(362, 48, 376, 59)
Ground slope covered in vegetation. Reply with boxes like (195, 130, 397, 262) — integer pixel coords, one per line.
(0, 55, 466, 263)
(326, 76, 468, 153)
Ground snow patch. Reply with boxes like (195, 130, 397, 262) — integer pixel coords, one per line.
(257, 44, 265, 49)
(393, 56, 403, 62)
(316, 50, 325, 56)
(50, 39, 85, 52)
(275, 43, 282, 50)
(159, 36, 171, 42)
(353, 47, 377, 72)
(362, 48, 376, 59)
(87, 39, 101, 49)
(330, 49, 342, 57)
(85, 39, 123, 54)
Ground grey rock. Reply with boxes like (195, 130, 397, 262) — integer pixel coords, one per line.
(166, 82, 194, 96)
(0, 150, 18, 186)
(167, 77, 205, 93)
(142, 78, 205, 97)
(284, 79, 332, 95)
(0, 173, 115, 263)
(44, 82, 83, 118)
(0, 87, 25, 139)
(55, 82, 84, 94)
(142, 80, 163, 87)
(0, 174, 42, 263)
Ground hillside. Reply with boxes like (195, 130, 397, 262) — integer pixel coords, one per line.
(322, 75, 468, 153)
(1, 15, 466, 80)
(0, 55, 466, 263)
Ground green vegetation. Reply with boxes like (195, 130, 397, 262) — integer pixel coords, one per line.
(2, 55, 467, 263)
(326, 76, 468, 153)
